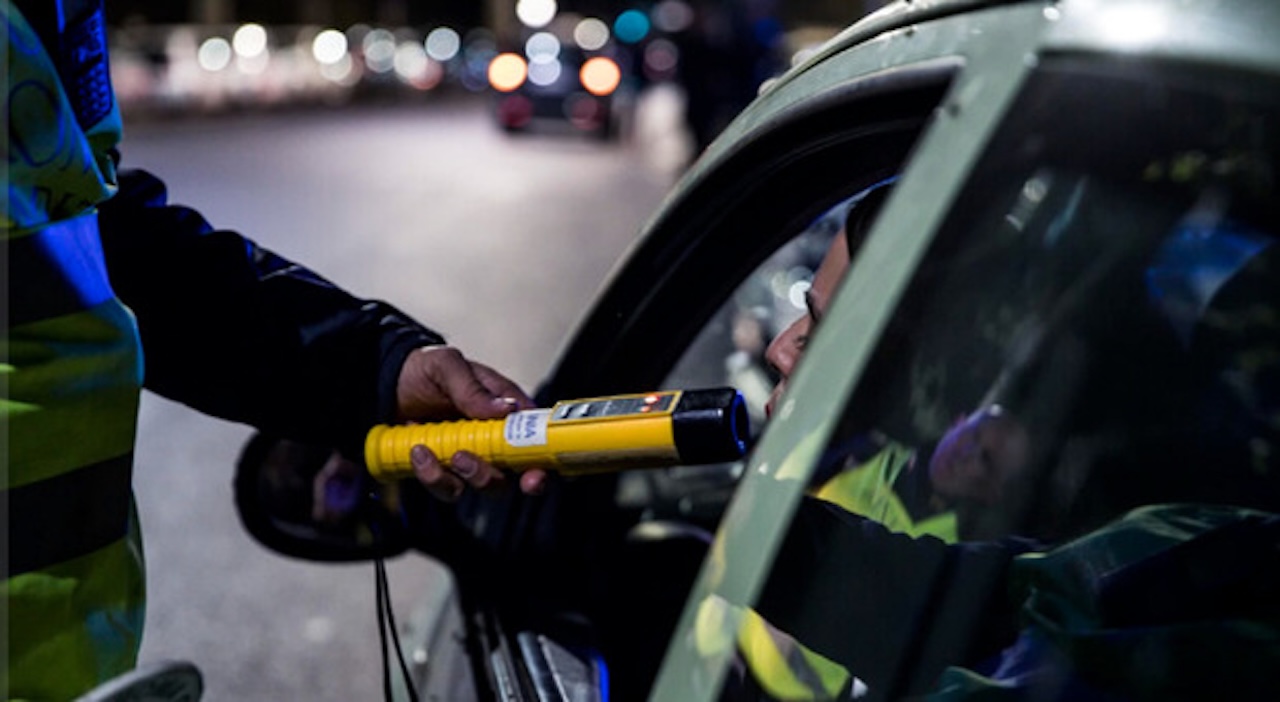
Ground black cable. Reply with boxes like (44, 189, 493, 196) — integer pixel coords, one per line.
(376, 559, 393, 701)
(376, 558, 420, 702)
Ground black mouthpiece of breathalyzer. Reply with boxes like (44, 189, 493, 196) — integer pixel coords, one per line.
(671, 387, 750, 464)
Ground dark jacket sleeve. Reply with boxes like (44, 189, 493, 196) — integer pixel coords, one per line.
(98, 168, 444, 458)
(754, 498, 1036, 698)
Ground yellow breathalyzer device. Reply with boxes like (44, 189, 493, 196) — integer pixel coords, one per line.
(364, 387, 748, 482)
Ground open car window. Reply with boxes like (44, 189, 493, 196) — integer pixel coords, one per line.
(527, 61, 960, 541)
(615, 207, 843, 524)
(711, 55, 1280, 701)
(663, 212, 843, 429)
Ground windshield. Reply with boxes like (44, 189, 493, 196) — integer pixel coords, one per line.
(710, 56, 1280, 701)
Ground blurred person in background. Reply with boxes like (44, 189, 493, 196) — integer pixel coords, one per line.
(673, 0, 785, 160)
(3, 1, 548, 697)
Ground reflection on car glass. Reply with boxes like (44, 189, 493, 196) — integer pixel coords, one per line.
(664, 198, 849, 426)
(619, 202, 846, 524)
(807, 405, 1030, 545)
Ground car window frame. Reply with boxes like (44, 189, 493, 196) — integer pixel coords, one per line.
(507, 56, 969, 559)
(512, 60, 964, 544)
(536, 61, 958, 405)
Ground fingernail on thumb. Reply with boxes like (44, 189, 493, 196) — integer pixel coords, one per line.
(452, 453, 477, 478)
(411, 444, 429, 464)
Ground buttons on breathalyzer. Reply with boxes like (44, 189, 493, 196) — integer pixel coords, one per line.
(553, 392, 677, 421)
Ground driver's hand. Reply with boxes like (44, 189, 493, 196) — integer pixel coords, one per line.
(396, 345, 548, 501)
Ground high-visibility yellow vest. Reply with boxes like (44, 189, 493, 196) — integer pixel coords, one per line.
(812, 443, 959, 543)
(4, 2, 146, 699)
(736, 608, 852, 700)
(722, 439, 958, 699)
(694, 594, 852, 702)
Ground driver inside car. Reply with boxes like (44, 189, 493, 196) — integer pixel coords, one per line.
(711, 173, 1280, 701)
(765, 179, 1033, 543)
(702, 179, 1040, 700)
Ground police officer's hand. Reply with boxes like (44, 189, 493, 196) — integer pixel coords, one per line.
(396, 345, 548, 501)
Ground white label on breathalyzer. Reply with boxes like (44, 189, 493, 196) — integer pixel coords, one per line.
(505, 409, 551, 447)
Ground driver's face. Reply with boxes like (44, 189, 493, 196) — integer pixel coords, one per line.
(764, 233, 850, 417)
(928, 407, 1030, 504)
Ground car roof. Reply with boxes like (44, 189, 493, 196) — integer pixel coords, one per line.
(782, 0, 1035, 79)
(792, 0, 1280, 75)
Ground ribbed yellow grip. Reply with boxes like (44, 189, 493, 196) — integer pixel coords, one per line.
(365, 419, 510, 482)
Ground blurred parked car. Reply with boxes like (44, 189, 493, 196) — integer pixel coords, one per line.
(488, 44, 634, 141)
(236, 1, 1280, 701)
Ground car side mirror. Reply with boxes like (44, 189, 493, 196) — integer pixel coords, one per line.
(234, 432, 411, 562)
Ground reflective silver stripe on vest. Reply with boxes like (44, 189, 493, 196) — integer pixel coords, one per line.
(4, 213, 136, 573)
(7, 212, 114, 327)
(4, 453, 133, 576)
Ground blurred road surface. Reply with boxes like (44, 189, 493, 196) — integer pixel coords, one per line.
(126, 86, 689, 700)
